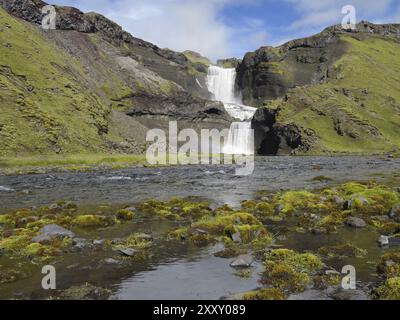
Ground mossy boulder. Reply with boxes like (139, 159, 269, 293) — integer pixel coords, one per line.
(318, 243, 367, 259)
(374, 277, 400, 300)
(377, 252, 400, 278)
(262, 249, 324, 294)
(73, 215, 115, 228)
(243, 288, 285, 300)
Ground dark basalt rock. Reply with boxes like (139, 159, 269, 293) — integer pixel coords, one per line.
(236, 34, 346, 106)
(252, 106, 318, 155)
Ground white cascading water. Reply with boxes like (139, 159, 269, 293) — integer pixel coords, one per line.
(206, 65, 256, 155)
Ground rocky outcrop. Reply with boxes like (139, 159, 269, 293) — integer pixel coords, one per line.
(217, 58, 241, 69)
(242, 21, 400, 155)
(237, 33, 346, 106)
(237, 21, 400, 106)
(0, 1, 232, 156)
(0, 0, 211, 99)
(252, 107, 318, 155)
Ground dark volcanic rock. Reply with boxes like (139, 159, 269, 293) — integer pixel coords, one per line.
(252, 107, 318, 155)
(236, 21, 400, 106)
(237, 34, 346, 105)
(217, 58, 242, 69)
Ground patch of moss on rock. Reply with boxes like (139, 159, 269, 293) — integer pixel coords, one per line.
(73, 215, 115, 228)
(243, 288, 285, 300)
(262, 249, 324, 294)
(374, 277, 400, 300)
(318, 243, 367, 259)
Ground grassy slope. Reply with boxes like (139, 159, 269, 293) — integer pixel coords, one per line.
(0, 8, 116, 156)
(274, 35, 400, 154)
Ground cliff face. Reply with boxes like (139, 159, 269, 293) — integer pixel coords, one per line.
(0, 0, 231, 156)
(239, 22, 400, 155)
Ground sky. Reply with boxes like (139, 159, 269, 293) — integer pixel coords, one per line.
(55, 0, 400, 61)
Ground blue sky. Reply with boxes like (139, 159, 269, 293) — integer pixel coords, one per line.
(55, 0, 400, 60)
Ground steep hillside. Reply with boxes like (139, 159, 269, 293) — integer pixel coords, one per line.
(0, 1, 231, 157)
(239, 22, 400, 155)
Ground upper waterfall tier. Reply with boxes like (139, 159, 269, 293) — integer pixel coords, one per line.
(206, 66, 256, 121)
(206, 66, 241, 104)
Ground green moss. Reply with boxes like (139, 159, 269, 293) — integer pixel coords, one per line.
(233, 269, 252, 279)
(263, 262, 310, 292)
(243, 288, 285, 300)
(138, 198, 211, 221)
(266, 249, 324, 273)
(375, 277, 400, 300)
(0, 229, 36, 253)
(193, 211, 261, 234)
(271, 35, 400, 154)
(183, 51, 211, 68)
(0, 154, 148, 174)
(277, 190, 321, 215)
(377, 252, 400, 278)
(318, 243, 367, 259)
(60, 283, 111, 300)
(0, 8, 113, 156)
(262, 249, 324, 294)
(112, 233, 153, 250)
(73, 215, 114, 228)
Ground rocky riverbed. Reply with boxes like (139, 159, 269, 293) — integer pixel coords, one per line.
(0, 156, 399, 300)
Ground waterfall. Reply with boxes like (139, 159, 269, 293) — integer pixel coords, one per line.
(206, 65, 256, 155)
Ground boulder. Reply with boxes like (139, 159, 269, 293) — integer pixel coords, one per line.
(378, 235, 390, 247)
(39, 224, 75, 238)
(230, 255, 253, 268)
(31, 224, 75, 243)
(118, 248, 138, 257)
(345, 217, 367, 229)
(388, 205, 400, 222)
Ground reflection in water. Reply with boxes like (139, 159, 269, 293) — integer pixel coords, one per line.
(116, 247, 263, 300)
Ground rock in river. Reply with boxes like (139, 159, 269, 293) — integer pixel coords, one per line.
(31, 224, 75, 243)
(345, 217, 367, 229)
(118, 248, 138, 257)
(230, 255, 253, 268)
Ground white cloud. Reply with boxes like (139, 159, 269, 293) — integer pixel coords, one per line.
(282, 0, 394, 31)
(55, 0, 255, 61)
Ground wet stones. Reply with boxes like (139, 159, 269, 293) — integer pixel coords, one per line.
(388, 205, 400, 222)
(378, 235, 390, 247)
(31, 224, 75, 243)
(333, 196, 344, 205)
(343, 197, 369, 210)
(345, 217, 367, 229)
(230, 255, 254, 268)
(231, 232, 242, 244)
(71, 238, 89, 252)
(378, 235, 400, 248)
(102, 258, 121, 265)
(118, 248, 138, 257)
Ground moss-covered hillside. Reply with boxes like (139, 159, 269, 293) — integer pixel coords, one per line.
(0, 3, 230, 158)
(244, 24, 400, 155)
(0, 7, 114, 156)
